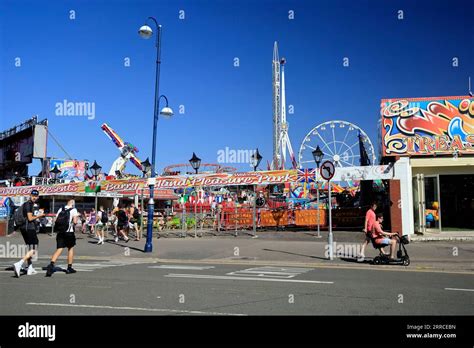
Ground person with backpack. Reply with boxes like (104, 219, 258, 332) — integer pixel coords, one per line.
(129, 203, 141, 241)
(95, 206, 108, 245)
(45, 199, 79, 277)
(114, 204, 129, 243)
(12, 189, 45, 277)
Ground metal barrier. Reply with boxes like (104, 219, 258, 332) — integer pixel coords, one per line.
(139, 206, 364, 238)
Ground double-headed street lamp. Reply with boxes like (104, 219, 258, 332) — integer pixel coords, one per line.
(312, 145, 324, 238)
(139, 17, 174, 253)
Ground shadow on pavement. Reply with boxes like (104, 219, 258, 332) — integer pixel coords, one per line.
(340, 257, 373, 265)
(262, 248, 328, 261)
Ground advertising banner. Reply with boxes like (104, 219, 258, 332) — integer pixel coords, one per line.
(50, 159, 87, 181)
(0, 170, 297, 197)
(381, 96, 474, 156)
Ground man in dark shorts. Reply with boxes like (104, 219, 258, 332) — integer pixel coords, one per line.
(45, 199, 79, 277)
(114, 204, 129, 243)
(13, 189, 45, 277)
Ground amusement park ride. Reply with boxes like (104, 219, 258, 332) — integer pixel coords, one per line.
(272, 42, 298, 170)
(271, 42, 375, 173)
(97, 43, 376, 182)
(101, 123, 144, 178)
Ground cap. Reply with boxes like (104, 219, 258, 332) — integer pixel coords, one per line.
(31, 189, 40, 196)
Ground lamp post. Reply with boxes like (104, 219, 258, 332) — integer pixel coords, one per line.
(250, 148, 262, 172)
(250, 148, 262, 237)
(89, 160, 102, 219)
(50, 165, 61, 184)
(90, 160, 102, 180)
(189, 153, 201, 174)
(312, 145, 324, 238)
(139, 17, 174, 253)
(141, 158, 152, 178)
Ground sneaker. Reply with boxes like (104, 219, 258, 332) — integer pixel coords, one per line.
(65, 267, 77, 274)
(27, 265, 38, 275)
(45, 263, 55, 277)
(114, 236, 119, 243)
(13, 261, 23, 278)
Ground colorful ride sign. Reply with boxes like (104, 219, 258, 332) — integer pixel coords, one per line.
(381, 96, 474, 156)
(0, 170, 298, 197)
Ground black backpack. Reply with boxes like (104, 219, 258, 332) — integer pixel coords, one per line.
(101, 210, 108, 224)
(13, 204, 26, 227)
(55, 207, 73, 233)
(133, 208, 139, 220)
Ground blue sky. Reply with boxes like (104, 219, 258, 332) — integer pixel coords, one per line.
(1, 0, 473, 175)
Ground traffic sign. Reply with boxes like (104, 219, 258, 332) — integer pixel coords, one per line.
(320, 161, 335, 181)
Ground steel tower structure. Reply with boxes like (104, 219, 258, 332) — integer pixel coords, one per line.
(272, 42, 296, 170)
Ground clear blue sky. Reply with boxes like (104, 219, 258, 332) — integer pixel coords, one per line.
(1, 0, 472, 175)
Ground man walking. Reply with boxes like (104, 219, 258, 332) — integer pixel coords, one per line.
(45, 198, 79, 277)
(358, 201, 377, 260)
(12, 189, 45, 277)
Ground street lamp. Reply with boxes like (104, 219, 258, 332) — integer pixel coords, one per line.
(312, 145, 324, 167)
(189, 153, 201, 174)
(141, 157, 152, 178)
(312, 145, 324, 238)
(50, 165, 61, 184)
(249, 148, 262, 237)
(250, 148, 262, 172)
(139, 16, 174, 253)
(90, 160, 102, 180)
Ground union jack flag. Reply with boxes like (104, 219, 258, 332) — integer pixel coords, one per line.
(297, 168, 316, 183)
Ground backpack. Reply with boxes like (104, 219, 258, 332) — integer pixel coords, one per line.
(55, 206, 73, 233)
(13, 204, 26, 227)
(133, 208, 140, 220)
(101, 210, 108, 224)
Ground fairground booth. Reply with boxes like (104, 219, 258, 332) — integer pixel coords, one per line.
(381, 95, 474, 234)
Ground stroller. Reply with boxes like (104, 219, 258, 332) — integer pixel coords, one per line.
(372, 233, 410, 266)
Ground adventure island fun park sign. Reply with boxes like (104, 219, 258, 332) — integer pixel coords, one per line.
(381, 96, 474, 156)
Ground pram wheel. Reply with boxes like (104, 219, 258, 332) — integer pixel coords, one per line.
(373, 256, 382, 265)
(402, 257, 410, 266)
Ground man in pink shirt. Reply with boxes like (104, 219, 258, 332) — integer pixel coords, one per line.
(358, 201, 377, 260)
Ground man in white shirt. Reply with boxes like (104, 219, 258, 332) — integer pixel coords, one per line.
(46, 199, 79, 277)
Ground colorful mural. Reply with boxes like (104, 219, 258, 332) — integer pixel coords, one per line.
(381, 96, 474, 156)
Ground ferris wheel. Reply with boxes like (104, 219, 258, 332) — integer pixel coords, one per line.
(298, 120, 376, 169)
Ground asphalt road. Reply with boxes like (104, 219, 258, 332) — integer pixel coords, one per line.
(1, 258, 473, 316)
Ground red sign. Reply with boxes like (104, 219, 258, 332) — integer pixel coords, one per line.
(320, 161, 335, 181)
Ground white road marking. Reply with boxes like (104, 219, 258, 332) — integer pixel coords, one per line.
(165, 273, 333, 284)
(445, 288, 474, 292)
(148, 265, 215, 270)
(26, 302, 246, 316)
(227, 266, 313, 279)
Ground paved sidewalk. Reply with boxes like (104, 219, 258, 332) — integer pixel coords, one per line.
(2, 231, 473, 273)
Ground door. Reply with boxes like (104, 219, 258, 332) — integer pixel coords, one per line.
(413, 174, 426, 234)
